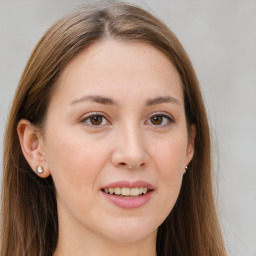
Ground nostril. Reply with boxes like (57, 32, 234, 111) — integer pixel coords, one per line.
(118, 162, 146, 169)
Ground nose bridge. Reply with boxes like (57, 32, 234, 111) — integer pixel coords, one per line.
(123, 123, 143, 152)
(111, 120, 149, 169)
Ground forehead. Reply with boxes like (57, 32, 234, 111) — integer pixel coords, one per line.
(51, 40, 183, 106)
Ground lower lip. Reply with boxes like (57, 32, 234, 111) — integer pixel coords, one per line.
(101, 191, 154, 209)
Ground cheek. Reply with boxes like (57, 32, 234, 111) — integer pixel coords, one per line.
(155, 142, 185, 193)
(44, 127, 110, 195)
(151, 132, 188, 176)
(43, 128, 114, 223)
(149, 133, 187, 213)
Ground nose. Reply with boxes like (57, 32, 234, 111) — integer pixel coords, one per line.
(111, 126, 149, 170)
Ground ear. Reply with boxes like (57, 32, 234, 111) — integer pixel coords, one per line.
(185, 123, 196, 167)
(17, 119, 51, 178)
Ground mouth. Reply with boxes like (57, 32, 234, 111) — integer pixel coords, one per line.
(101, 187, 152, 198)
(100, 180, 154, 208)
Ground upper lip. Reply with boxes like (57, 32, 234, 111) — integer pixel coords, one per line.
(102, 180, 155, 190)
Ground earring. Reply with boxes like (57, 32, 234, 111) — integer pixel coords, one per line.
(185, 166, 188, 171)
(36, 165, 44, 174)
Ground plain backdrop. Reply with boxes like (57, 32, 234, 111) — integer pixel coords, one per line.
(0, 1, 256, 255)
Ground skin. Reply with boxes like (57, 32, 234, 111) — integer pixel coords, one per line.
(18, 40, 195, 256)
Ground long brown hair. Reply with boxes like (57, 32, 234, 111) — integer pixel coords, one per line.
(1, 1, 227, 256)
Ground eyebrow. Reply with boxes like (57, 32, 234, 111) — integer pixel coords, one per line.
(71, 95, 117, 105)
(71, 95, 181, 106)
(145, 96, 181, 106)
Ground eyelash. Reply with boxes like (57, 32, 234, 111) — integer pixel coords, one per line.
(80, 112, 174, 128)
(81, 112, 110, 127)
(146, 113, 174, 127)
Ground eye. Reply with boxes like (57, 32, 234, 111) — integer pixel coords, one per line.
(81, 113, 110, 127)
(146, 113, 174, 127)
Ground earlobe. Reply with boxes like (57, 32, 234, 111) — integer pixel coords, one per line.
(17, 119, 51, 178)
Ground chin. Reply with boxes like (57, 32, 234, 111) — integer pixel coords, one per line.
(100, 218, 158, 243)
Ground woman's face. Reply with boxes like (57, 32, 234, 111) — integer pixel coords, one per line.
(42, 40, 194, 244)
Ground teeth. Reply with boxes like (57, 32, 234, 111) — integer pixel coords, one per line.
(131, 188, 139, 196)
(115, 187, 121, 195)
(104, 187, 148, 196)
(121, 188, 130, 196)
(109, 188, 115, 194)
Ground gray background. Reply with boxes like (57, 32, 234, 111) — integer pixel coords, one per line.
(0, 0, 255, 255)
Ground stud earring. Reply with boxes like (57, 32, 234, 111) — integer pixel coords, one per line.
(185, 166, 188, 171)
(36, 165, 44, 174)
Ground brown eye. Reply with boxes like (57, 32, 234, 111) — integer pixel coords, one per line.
(150, 115, 163, 125)
(90, 115, 103, 125)
(81, 113, 109, 127)
(146, 114, 173, 127)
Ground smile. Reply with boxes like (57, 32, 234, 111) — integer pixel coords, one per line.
(103, 187, 148, 197)
(101, 181, 154, 208)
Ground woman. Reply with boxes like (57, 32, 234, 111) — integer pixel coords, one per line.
(1, 1, 227, 256)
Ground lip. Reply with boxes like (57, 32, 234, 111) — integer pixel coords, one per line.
(101, 180, 155, 209)
(102, 180, 155, 190)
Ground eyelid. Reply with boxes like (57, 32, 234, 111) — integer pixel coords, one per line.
(79, 111, 174, 128)
(80, 112, 111, 126)
(145, 112, 174, 126)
